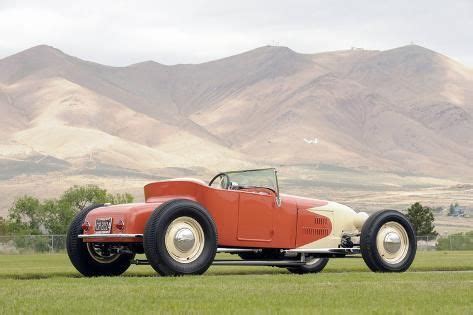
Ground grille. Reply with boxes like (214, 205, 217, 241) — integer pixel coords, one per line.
(302, 227, 329, 236)
(314, 217, 328, 225)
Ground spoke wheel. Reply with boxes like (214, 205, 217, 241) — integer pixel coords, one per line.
(287, 256, 329, 274)
(86, 243, 121, 264)
(67, 204, 134, 277)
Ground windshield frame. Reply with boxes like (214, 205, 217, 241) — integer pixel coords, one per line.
(218, 168, 281, 206)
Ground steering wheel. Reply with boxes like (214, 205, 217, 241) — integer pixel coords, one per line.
(208, 173, 231, 189)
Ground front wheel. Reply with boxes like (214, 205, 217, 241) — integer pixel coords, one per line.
(360, 210, 416, 272)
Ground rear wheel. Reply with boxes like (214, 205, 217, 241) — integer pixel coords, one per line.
(143, 199, 218, 276)
(360, 210, 416, 272)
(287, 257, 329, 274)
(66, 204, 134, 277)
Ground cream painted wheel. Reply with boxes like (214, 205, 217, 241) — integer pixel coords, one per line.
(144, 199, 217, 276)
(375, 222, 409, 265)
(164, 216, 205, 264)
(360, 210, 416, 272)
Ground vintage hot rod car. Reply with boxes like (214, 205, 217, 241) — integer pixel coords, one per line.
(67, 168, 416, 276)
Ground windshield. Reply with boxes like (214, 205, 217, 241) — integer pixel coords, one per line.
(225, 168, 278, 192)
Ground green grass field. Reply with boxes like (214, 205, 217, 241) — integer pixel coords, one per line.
(0, 252, 472, 314)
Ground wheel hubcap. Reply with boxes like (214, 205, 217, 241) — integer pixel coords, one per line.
(383, 232, 401, 253)
(376, 222, 409, 265)
(165, 216, 204, 264)
(173, 228, 196, 252)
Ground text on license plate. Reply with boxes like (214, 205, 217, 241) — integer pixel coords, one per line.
(95, 218, 113, 234)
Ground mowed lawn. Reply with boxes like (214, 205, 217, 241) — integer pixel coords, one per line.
(0, 251, 472, 314)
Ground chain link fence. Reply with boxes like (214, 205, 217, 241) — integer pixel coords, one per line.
(435, 234, 473, 251)
(0, 235, 66, 254)
(416, 236, 438, 251)
(1, 234, 473, 254)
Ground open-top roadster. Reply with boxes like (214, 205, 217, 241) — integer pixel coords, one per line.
(67, 168, 416, 276)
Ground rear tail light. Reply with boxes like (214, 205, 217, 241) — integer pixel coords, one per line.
(81, 221, 90, 231)
(116, 220, 125, 230)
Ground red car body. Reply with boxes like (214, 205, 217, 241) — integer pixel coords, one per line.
(82, 179, 332, 249)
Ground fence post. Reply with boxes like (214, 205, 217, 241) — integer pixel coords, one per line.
(51, 235, 54, 254)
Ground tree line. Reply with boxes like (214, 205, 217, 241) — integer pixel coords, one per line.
(0, 185, 133, 236)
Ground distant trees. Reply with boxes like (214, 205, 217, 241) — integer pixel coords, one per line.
(0, 217, 8, 235)
(406, 202, 437, 236)
(7, 196, 43, 234)
(1, 185, 134, 236)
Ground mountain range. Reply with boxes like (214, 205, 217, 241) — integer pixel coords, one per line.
(0, 44, 472, 213)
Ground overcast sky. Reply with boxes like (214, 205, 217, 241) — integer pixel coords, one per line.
(0, 0, 471, 66)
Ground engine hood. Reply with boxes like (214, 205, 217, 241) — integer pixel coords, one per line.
(280, 193, 329, 210)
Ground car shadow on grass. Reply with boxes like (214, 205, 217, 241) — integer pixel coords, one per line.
(2, 266, 471, 280)
(0, 268, 291, 280)
(0, 272, 81, 280)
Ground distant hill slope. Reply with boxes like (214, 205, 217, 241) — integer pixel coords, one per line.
(0, 44, 472, 181)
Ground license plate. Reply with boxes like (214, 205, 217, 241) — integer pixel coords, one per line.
(95, 218, 113, 234)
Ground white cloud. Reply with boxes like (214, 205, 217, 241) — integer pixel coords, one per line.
(0, 0, 471, 66)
